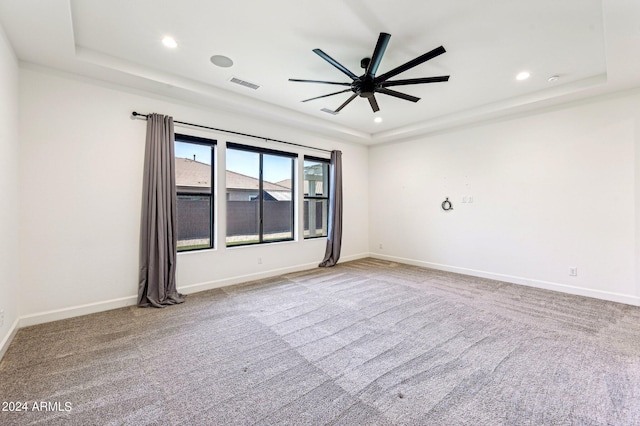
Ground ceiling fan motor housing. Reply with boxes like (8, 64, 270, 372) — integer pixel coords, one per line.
(353, 77, 376, 98)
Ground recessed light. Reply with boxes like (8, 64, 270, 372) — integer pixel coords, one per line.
(516, 71, 530, 81)
(162, 36, 177, 49)
(210, 55, 234, 68)
(374, 117, 383, 123)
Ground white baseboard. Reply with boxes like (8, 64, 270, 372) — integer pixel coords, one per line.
(19, 296, 138, 328)
(1, 252, 371, 361)
(178, 262, 322, 294)
(0, 317, 20, 363)
(370, 253, 640, 306)
(177, 252, 370, 294)
(17, 253, 370, 327)
(3, 251, 637, 362)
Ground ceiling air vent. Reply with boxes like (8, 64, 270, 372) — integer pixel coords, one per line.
(229, 77, 260, 90)
(320, 108, 339, 115)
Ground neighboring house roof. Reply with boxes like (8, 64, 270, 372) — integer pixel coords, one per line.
(175, 157, 292, 195)
(175, 157, 211, 188)
(265, 190, 291, 201)
(226, 170, 290, 191)
(276, 179, 292, 189)
(276, 179, 325, 196)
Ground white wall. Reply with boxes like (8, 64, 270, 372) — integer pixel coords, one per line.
(369, 91, 640, 305)
(0, 24, 20, 356)
(18, 67, 369, 323)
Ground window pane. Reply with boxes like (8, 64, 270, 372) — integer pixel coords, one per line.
(304, 160, 329, 197)
(175, 141, 213, 251)
(226, 148, 260, 246)
(177, 195, 211, 250)
(175, 142, 212, 166)
(304, 199, 328, 237)
(263, 154, 293, 242)
(304, 159, 329, 239)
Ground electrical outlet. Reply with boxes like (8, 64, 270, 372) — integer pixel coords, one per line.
(0, 310, 4, 327)
(569, 267, 577, 277)
(379, 243, 383, 249)
(258, 257, 262, 264)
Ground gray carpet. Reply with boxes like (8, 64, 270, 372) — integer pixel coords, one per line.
(2, 258, 640, 425)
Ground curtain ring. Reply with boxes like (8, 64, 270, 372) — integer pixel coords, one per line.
(442, 197, 453, 211)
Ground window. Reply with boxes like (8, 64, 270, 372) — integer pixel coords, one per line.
(304, 156, 330, 238)
(226, 143, 295, 246)
(174, 134, 215, 251)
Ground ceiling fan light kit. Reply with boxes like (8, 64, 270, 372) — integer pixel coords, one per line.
(289, 32, 450, 114)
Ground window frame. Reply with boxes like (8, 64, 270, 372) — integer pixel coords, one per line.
(175, 133, 216, 252)
(226, 142, 297, 247)
(303, 155, 331, 239)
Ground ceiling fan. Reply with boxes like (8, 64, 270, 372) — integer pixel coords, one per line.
(289, 32, 450, 114)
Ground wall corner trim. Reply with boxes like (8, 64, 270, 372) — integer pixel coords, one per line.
(0, 318, 20, 363)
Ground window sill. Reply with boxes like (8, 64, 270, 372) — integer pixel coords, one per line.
(177, 247, 216, 255)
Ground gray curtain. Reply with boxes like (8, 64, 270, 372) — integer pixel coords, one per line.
(138, 113, 185, 307)
(319, 150, 343, 267)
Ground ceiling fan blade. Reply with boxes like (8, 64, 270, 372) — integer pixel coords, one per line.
(377, 88, 420, 103)
(381, 76, 449, 87)
(289, 79, 352, 86)
(302, 89, 353, 103)
(368, 95, 380, 112)
(375, 46, 446, 83)
(335, 94, 358, 112)
(313, 49, 359, 81)
(365, 32, 391, 78)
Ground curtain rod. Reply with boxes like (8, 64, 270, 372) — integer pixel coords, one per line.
(131, 112, 332, 153)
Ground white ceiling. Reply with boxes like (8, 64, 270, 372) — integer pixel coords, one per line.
(1, 0, 640, 144)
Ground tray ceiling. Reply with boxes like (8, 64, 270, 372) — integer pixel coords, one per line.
(1, 0, 639, 144)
